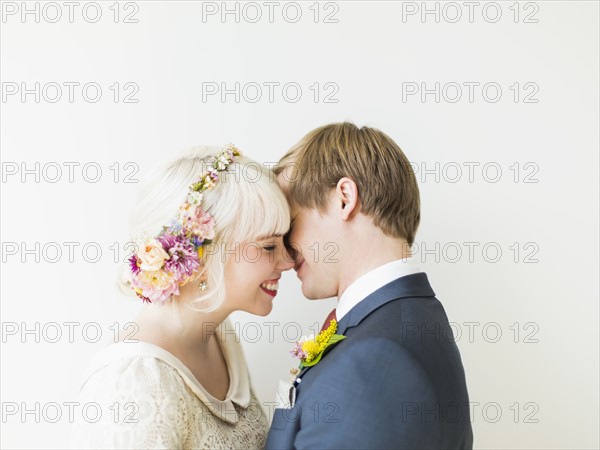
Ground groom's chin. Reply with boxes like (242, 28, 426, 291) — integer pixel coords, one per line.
(301, 285, 330, 301)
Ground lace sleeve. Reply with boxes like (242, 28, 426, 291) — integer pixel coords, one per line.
(71, 355, 194, 449)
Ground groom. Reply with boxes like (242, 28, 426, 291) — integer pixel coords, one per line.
(265, 123, 473, 449)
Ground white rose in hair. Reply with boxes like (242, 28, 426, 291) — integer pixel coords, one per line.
(138, 239, 169, 271)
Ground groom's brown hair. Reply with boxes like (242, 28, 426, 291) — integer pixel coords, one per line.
(275, 122, 420, 245)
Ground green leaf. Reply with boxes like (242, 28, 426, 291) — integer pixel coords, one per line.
(328, 334, 346, 345)
(301, 354, 322, 368)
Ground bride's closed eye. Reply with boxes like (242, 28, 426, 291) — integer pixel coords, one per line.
(260, 235, 285, 252)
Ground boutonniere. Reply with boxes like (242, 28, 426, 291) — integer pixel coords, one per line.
(290, 319, 346, 369)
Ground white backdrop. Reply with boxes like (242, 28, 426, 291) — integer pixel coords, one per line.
(1, 1, 598, 449)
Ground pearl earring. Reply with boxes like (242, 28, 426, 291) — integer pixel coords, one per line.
(199, 279, 208, 291)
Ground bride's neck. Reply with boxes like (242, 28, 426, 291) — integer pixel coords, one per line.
(133, 301, 230, 354)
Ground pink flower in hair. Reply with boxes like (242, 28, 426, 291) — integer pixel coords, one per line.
(130, 269, 179, 304)
(157, 233, 201, 281)
(189, 208, 215, 241)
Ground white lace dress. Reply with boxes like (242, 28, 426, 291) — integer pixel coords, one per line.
(70, 327, 268, 449)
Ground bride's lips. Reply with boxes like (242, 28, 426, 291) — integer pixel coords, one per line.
(260, 279, 279, 297)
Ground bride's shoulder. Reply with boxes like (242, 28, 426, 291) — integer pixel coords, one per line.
(78, 342, 186, 398)
(71, 343, 192, 449)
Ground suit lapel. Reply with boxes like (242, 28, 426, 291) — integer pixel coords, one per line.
(337, 272, 435, 335)
(295, 272, 435, 386)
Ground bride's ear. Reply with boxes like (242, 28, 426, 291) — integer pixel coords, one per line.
(336, 177, 359, 220)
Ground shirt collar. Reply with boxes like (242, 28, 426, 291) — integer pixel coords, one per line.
(337, 257, 422, 321)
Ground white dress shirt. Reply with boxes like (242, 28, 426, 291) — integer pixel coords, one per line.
(336, 257, 422, 321)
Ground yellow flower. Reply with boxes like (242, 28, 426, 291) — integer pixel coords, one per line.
(316, 320, 336, 343)
(292, 319, 345, 366)
(302, 340, 321, 362)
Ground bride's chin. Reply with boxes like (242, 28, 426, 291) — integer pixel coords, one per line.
(257, 304, 273, 317)
(253, 301, 274, 317)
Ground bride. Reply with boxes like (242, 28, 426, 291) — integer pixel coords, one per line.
(71, 145, 294, 449)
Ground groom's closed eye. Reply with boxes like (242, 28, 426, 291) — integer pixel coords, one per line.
(283, 230, 291, 250)
(283, 231, 298, 261)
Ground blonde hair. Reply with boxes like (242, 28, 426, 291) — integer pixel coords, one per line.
(119, 145, 290, 311)
(276, 122, 420, 244)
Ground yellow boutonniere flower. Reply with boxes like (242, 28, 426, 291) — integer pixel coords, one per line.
(290, 320, 346, 368)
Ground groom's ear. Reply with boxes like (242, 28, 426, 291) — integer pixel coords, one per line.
(336, 177, 359, 220)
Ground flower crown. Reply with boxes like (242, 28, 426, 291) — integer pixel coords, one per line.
(128, 144, 241, 304)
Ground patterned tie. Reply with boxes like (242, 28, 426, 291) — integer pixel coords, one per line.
(320, 308, 337, 332)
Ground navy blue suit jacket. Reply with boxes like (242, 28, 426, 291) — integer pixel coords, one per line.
(265, 273, 473, 449)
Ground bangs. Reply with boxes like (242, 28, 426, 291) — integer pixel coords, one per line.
(232, 173, 291, 242)
(204, 157, 291, 245)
